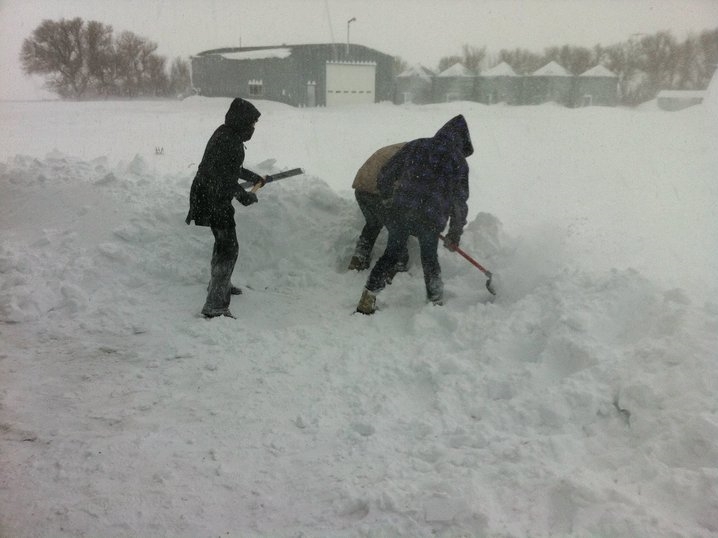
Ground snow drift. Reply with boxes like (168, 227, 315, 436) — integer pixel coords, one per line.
(1, 98, 717, 537)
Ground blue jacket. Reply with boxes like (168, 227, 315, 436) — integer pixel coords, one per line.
(377, 115, 473, 238)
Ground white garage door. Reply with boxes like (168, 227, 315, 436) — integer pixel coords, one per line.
(325, 61, 376, 106)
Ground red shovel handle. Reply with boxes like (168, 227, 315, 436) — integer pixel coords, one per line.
(438, 234, 491, 276)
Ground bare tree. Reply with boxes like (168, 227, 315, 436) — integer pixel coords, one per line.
(20, 17, 90, 98)
(497, 48, 543, 75)
(169, 57, 192, 97)
(437, 44, 486, 73)
(543, 45, 595, 75)
(85, 20, 116, 97)
(437, 54, 462, 73)
(115, 31, 159, 97)
(698, 28, 718, 87)
(393, 56, 409, 77)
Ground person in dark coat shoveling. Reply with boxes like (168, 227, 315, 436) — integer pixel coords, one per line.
(185, 98, 265, 319)
(356, 114, 473, 314)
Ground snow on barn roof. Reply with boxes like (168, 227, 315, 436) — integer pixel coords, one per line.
(481, 62, 518, 77)
(218, 47, 292, 60)
(580, 65, 617, 77)
(532, 61, 571, 77)
(437, 63, 475, 78)
(397, 64, 434, 81)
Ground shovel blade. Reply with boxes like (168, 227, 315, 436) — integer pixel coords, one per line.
(485, 272, 497, 295)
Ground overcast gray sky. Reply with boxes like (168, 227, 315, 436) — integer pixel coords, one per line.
(2, 0, 717, 99)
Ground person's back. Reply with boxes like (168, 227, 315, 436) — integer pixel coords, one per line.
(348, 142, 407, 271)
(378, 114, 472, 234)
(356, 115, 473, 314)
(351, 142, 406, 194)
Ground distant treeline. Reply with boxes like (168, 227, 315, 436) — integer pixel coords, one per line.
(417, 28, 718, 105)
(20, 18, 192, 99)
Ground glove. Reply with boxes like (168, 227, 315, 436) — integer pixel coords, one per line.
(443, 232, 460, 251)
(237, 190, 258, 206)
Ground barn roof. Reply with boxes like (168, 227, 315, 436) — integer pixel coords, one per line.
(194, 43, 393, 61)
(580, 65, 617, 78)
(481, 62, 518, 77)
(437, 63, 475, 78)
(219, 48, 292, 60)
(397, 64, 434, 81)
(532, 61, 571, 77)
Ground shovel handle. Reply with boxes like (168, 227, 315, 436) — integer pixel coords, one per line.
(250, 178, 266, 193)
(438, 234, 491, 276)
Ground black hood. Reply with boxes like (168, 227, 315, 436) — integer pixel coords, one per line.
(225, 98, 261, 140)
(434, 114, 474, 157)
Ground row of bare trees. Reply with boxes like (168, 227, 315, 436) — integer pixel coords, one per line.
(433, 28, 718, 105)
(20, 18, 192, 99)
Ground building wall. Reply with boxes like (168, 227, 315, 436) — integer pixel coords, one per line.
(522, 76, 574, 106)
(432, 77, 475, 102)
(574, 77, 619, 106)
(191, 54, 301, 104)
(191, 44, 394, 107)
(395, 77, 433, 104)
(475, 77, 522, 105)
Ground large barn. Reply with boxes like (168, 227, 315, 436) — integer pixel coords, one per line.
(191, 43, 395, 107)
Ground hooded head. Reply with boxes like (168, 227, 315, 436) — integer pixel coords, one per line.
(225, 98, 261, 141)
(435, 114, 474, 157)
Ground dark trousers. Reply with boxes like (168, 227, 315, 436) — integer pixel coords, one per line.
(354, 190, 409, 266)
(365, 215, 442, 300)
(203, 227, 239, 313)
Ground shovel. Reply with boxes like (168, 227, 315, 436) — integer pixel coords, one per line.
(439, 234, 497, 295)
(242, 168, 304, 192)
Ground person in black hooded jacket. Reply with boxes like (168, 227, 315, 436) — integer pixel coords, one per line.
(186, 98, 265, 319)
(356, 114, 473, 315)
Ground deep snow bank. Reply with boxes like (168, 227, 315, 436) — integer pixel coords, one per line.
(1, 150, 717, 536)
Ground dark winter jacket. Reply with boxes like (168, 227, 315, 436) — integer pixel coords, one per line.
(376, 115, 473, 240)
(185, 98, 263, 228)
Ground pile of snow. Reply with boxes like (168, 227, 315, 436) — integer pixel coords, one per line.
(1, 98, 716, 537)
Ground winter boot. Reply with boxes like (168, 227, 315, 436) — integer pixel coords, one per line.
(207, 283, 242, 295)
(356, 288, 377, 315)
(348, 255, 370, 271)
(201, 307, 236, 319)
(426, 275, 444, 306)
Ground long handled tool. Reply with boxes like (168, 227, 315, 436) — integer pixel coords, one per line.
(438, 234, 496, 295)
(241, 167, 304, 192)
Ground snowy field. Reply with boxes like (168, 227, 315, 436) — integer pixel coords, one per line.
(1, 94, 717, 537)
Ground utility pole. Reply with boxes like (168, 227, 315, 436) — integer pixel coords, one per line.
(346, 17, 356, 57)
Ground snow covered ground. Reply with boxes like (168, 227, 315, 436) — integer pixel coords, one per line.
(1, 95, 716, 537)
